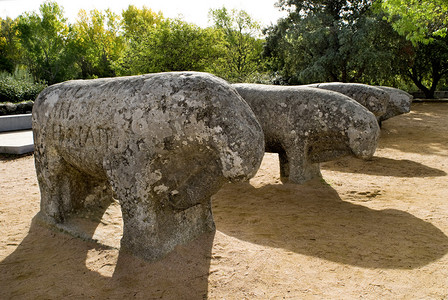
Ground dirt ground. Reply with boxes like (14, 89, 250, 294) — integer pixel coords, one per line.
(1, 102, 448, 299)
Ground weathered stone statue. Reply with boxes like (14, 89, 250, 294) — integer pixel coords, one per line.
(305, 82, 390, 119)
(377, 86, 413, 123)
(233, 83, 380, 184)
(33, 72, 265, 261)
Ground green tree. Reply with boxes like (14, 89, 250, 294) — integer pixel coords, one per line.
(72, 9, 124, 78)
(0, 17, 21, 73)
(404, 36, 448, 98)
(121, 5, 164, 41)
(379, 0, 448, 44)
(209, 7, 266, 82)
(15, 1, 77, 84)
(115, 5, 165, 75)
(117, 17, 223, 75)
(374, 1, 448, 97)
(264, 0, 404, 85)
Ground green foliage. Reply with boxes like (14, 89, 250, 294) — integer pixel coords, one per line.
(0, 17, 21, 73)
(209, 7, 266, 82)
(405, 36, 448, 98)
(15, 1, 78, 84)
(72, 9, 124, 78)
(264, 0, 405, 85)
(1, 0, 446, 98)
(121, 5, 164, 40)
(116, 17, 223, 75)
(378, 0, 448, 44)
(0, 68, 47, 103)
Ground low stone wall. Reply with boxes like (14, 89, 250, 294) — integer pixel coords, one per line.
(0, 101, 34, 116)
(0, 113, 32, 132)
(411, 91, 448, 99)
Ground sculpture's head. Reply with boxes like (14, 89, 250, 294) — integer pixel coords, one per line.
(145, 72, 264, 185)
(205, 80, 265, 182)
(378, 86, 413, 121)
(134, 72, 265, 211)
(301, 88, 380, 163)
(346, 108, 380, 160)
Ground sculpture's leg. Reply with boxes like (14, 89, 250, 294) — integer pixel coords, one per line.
(291, 160, 322, 184)
(35, 148, 110, 223)
(118, 194, 215, 261)
(278, 150, 290, 183)
(283, 149, 322, 184)
(107, 167, 216, 261)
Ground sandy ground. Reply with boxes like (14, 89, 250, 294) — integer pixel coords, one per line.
(1, 102, 448, 299)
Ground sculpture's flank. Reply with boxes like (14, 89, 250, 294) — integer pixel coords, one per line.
(377, 86, 413, 123)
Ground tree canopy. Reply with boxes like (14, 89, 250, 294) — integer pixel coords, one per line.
(72, 8, 124, 78)
(264, 0, 405, 85)
(405, 35, 448, 98)
(15, 1, 77, 84)
(1, 0, 447, 100)
(379, 0, 448, 44)
(209, 7, 266, 82)
(116, 16, 223, 76)
(0, 17, 20, 73)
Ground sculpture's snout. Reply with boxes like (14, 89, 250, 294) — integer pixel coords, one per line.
(217, 116, 265, 182)
(347, 118, 380, 160)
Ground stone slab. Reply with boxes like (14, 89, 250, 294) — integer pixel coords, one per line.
(0, 130, 34, 154)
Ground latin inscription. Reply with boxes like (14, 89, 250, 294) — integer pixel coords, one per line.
(52, 124, 117, 148)
(51, 101, 118, 148)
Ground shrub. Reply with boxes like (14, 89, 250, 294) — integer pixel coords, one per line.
(0, 69, 47, 103)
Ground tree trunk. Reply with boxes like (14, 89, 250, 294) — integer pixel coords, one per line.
(408, 68, 435, 99)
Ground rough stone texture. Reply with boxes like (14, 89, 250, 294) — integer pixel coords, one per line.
(233, 83, 380, 184)
(376, 86, 413, 123)
(306, 82, 389, 119)
(32, 72, 265, 261)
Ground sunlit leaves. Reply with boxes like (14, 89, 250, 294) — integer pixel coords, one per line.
(379, 0, 448, 44)
(15, 1, 77, 84)
(209, 7, 266, 82)
(116, 17, 224, 76)
(0, 17, 20, 73)
(72, 9, 124, 78)
(121, 5, 164, 41)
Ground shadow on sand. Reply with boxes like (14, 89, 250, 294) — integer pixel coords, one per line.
(322, 156, 447, 178)
(2, 179, 448, 298)
(0, 206, 214, 299)
(212, 180, 448, 269)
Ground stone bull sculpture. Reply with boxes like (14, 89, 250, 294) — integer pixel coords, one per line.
(233, 83, 380, 184)
(305, 82, 390, 120)
(33, 72, 265, 261)
(377, 86, 413, 123)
